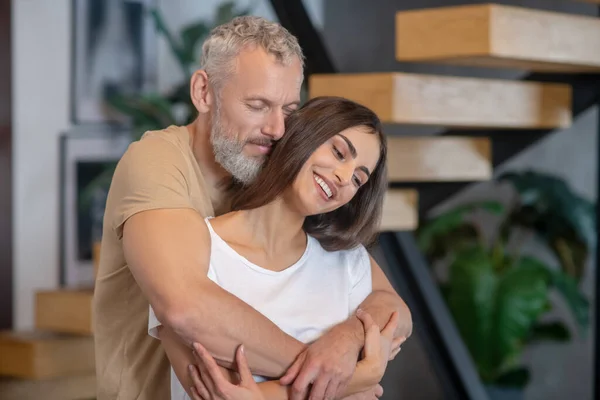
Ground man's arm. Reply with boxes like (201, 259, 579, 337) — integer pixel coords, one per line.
(156, 323, 379, 400)
(123, 207, 304, 377)
(336, 255, 413, 346)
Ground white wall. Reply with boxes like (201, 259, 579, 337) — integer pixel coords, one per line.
(12, 0, 72, 330)
(11, 0, 323, 329)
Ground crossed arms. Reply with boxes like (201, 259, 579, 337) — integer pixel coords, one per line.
(123, 207, 413, 399)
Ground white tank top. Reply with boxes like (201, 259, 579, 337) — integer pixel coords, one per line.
(149, 218, 373, 400)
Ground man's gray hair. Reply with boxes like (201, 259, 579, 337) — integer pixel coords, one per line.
(200, 16, 305, 90)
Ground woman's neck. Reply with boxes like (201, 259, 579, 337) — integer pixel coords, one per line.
(218, 198, 306, 257)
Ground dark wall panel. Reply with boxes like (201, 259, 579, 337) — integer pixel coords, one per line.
(0, 0, 13, 329)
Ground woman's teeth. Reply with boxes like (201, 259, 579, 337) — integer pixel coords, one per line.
(314, 174, 333, 198)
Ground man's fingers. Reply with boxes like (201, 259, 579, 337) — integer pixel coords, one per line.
(235, 345, 254, 385)
(280, 353, 304, 385)
(323, 380, 340, 400)
(307, 375, 329, 400)
(381, 311, 399, 338)
(291, 366, 318, 400)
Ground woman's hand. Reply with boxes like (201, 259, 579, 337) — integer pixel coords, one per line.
(189, 342, 265, 400)
(354, 309, 402, 387)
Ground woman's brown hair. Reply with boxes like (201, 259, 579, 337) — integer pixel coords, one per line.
(229, 96, 388, 251)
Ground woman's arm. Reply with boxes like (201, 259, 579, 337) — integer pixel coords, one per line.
(187, 310, 399, 400)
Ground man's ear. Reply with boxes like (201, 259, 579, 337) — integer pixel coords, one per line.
(190, 69, 214, 114)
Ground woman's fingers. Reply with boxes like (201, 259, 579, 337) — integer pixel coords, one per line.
(235, 345, 255, 385)
(358, 310, 380, 359)
(356, 308, 376, 331)
(188, 363, 211, 400)
(190, 385, 205, 400)
(388, 345, 402, 361)
(381, 311, 399, 339)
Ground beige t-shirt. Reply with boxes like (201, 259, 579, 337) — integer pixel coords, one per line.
(93, 125, 215, 400)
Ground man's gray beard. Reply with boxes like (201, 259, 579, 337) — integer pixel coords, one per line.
(210, 110, 264, 185)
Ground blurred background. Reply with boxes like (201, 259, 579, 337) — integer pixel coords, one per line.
(0, 0, 598, 399)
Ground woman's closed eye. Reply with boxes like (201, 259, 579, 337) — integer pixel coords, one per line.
(333, 145, 345, 160)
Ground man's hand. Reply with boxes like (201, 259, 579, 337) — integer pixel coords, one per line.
(279, 323, 363, 400)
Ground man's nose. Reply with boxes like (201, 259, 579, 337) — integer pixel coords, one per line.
(262, 110, 285, 140)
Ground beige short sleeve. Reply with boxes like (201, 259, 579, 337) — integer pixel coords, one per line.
(109, 135, 195, 239)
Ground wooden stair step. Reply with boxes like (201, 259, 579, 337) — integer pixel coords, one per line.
(0, 373, 95, 400)
(309, 73, 572, 129)
(387, 137, 492, 182)
(35, 289, 94, 336)
(396, 4, 600, 72)
(381, 189, 418, 231)
(0, 331, 95, 379)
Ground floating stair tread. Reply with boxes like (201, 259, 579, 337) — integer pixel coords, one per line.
(387, 137, 492, 182)
(35, 288, 94, 336)
(396, 4, 600, 72)
(0, 373, 96, 400)
(309, 73, 572, 128)
(381, 189, 418, 231)
(0, 331, 95, 379)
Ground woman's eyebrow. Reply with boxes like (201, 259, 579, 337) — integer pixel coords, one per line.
(337, 134, 357, 158)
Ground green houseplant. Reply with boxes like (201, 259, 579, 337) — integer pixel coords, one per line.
(83, 2, 253, 267)
(416, 170, 593, 398)
(81, 2, 253, 212)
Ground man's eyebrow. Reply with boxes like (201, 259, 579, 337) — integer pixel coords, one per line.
(244, 96, 271, 104)
(284, 100, 301, 108)
(338, 134, 357, 158)
(244, 97, 300, 109)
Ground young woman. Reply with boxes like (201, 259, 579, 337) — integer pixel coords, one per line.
(148, 96, 406, 400)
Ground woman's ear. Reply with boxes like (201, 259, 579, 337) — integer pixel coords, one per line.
(190, 69, 214, 114)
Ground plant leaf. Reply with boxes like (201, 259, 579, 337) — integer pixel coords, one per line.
(214, 1, 254, 25)
(499, 170, 595, 280)
(417, 201, 504, 254)
(528, 321, 570, 342)
(547, 269, 590, 334)
(446, 246, 498, 380)
(446, 249, 551, 382)
(179, 21, 210, 64)
(105, 90, 177, 132)
(79, 165, 117, 213)
(494, 367, 530, 388)
(149, 9, 191, 76)
(487, 256, 550, 376)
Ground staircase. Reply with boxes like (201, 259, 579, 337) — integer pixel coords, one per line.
(269, 1, 600, 399)
(0, 288, 95, 399)
(308, 3, 599, 230)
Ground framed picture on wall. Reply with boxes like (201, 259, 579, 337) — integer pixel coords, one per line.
(71, 0, 158, 124)
(59, 128, 132, 288)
